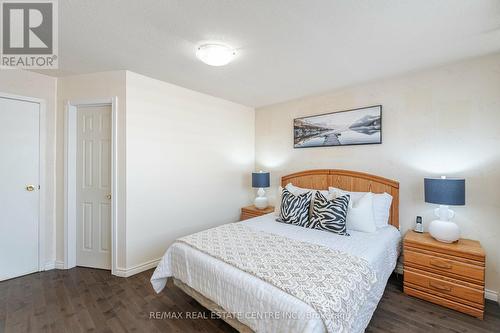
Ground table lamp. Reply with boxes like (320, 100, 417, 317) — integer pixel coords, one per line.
(252, 171, 270, 209)
(424, 176, 465, 243)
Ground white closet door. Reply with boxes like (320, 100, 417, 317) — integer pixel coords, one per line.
(76, 105, 112, 269)
(0, 97, 40, 281)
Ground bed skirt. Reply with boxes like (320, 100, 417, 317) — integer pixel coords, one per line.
(173, 278, 254, 333)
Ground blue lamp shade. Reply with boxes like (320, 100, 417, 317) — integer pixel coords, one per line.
(252, 172, 270, 188)
(424, 178, 465, 206)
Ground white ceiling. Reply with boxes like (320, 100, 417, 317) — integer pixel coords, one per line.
(41, 0, 500, 107)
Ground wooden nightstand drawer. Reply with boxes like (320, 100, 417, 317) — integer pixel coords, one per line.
(404, 268, 484, 306)
(404, 286, 484, 319)
(403, 231, 485, 319)
(240, 205, 274, 221)
(405, 248, 484, 283)
(240, 212, 258, 221)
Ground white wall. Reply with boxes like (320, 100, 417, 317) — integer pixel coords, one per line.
(56, 71, 127, 268)
(1, 69, 253, 276)
(255, 52, 500, 295)
(125, 71, 255, 270)
(0, 70, 57, 269)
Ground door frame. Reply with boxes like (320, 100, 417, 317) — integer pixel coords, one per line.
(64, 97, 118, 275)
(0, 91, 47, 273)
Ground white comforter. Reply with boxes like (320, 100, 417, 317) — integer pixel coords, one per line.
(151, 214, 401, 333)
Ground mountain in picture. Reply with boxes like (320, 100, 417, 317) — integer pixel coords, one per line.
(294, 106, 382, 148)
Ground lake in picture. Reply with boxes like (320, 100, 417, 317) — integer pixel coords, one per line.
(294, 105, 382, 148)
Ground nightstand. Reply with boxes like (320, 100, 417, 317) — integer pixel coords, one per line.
(240, 205, 274, 221)
(403, 231, 485, 319)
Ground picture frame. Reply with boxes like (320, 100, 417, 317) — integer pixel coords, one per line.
(293, 105, 382, 148)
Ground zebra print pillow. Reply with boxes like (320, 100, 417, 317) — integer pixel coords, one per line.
(310, 191, 350, 235)
(277, 188, 312, 227)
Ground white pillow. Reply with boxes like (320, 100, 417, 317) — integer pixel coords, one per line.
(345, 192, 377, 233)
(287, 183, 332, 198)
(287, 184, 334, 209)
(286, 183, 310, 195)
(274, 186, 284, 216)
(372, 192, 393, 228)
(329, 187, 393, 229)
(329, 187, 361, 208)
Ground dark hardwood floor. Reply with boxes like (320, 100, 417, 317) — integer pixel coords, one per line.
(1, 267, 499, 333)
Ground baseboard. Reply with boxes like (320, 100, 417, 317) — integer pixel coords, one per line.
(114, 257, 161, 278)
(44, 261, 55, 270)
(395, 262, 404, 275)
(485, 289, 498, 303)
(44, 258, 159, 277)
(44, 260, 66, 270)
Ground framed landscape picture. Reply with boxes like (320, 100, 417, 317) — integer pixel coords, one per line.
(294, 105, 382, 148)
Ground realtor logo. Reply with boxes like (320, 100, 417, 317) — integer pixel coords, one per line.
(1, 0, 58, 68)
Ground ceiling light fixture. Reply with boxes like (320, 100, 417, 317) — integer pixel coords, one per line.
(196, 43, 236, 66)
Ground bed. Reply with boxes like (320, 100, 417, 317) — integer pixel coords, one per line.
(151, 169, 401, 333)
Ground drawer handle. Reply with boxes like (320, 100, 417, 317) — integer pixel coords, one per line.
(429, 281, 452, 292)
(429, 258, 452, 269)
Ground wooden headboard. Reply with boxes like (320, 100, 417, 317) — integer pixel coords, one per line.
(281, 169, 400, 229)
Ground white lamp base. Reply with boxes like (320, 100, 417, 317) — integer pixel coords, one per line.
(428, 204, 460, 243)
(428, 220, 460, 243)
(254, 188, 268, 209)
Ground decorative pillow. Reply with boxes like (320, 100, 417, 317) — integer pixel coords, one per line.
(329, 187, 393, 228)
(310, 191, 350, 235)
(346, 192, 377, 233)
(285, 183, 333, 216)
(276, 184, 315, 217)
(277, 188, 312, 227)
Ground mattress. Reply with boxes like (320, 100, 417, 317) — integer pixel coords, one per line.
(151, 214, 401, 333)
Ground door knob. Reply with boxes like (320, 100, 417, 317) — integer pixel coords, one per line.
(26, 184, 36, 192)
(106, 194, 111, 200)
